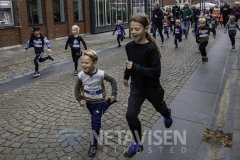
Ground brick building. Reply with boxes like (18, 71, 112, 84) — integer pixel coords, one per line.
(0, 0, 179, 48)
(163, 0, 175, 6)
(0, 0, 91, 48)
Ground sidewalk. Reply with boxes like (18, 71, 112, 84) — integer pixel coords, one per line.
(133, 33, 240, 160)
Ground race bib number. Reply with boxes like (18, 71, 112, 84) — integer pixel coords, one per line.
(84, 85, 102, 99)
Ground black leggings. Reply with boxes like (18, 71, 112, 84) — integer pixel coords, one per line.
(71, 49, 81, 70)
(229, 34, 236, 46)
(223, 15, 229, 27)
(126, 83, 171, 143)
(117, 35, 122, 45)
(199, 41, 208, 57)
(34, 52, 49, 72)
(152, 24, 164, 42)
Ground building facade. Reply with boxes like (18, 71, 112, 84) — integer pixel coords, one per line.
(163, 0, 175, 6)
(1, 0, 171, 48)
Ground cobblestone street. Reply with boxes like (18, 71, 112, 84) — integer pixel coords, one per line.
(0, 28, 224, 160)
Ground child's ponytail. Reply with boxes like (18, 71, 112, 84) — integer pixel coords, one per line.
(146, 32, 162, 58)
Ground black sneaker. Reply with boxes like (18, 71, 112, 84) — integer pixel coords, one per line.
(124, 142, 143, 158)
(88, 145, 97, 157)
(48, 55, 54, 61)
(163, 108, 173, 128)
(118, 44, 121, 47)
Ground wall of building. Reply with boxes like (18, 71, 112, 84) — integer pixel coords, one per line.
(0, 0, 90, 48)
(163, 0, 176, 6)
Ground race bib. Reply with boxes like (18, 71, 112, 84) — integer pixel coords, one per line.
(84, 85, 102, 99)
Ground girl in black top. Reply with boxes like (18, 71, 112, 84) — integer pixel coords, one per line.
(65, 25, 87, 75)
(123, 13, 172, 159)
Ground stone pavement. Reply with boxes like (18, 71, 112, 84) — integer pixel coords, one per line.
(0, 27, 238, 160)
(0, 31, 125, 82)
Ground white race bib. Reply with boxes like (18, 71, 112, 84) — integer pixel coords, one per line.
(84, 85, 102, 99)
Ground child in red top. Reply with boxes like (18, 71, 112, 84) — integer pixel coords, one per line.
(163, 16, 171, 38)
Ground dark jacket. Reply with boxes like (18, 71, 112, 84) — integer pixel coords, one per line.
(151, 8, 164, 26)
(231, 7, 240, 16)
(221, 5, 231, 15)
(112, 25, 126, 37)
(179, 7, 193, 21)
(173, 25, 182, 37)
(172, 5, 180, 18)
(195, 26, 216, 43)
(65, 35, 87, 50)
(192, 8, 200, 20)
(25, 34, 51, 53)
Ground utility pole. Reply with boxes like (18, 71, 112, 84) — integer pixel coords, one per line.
(128, 0, 131, 39)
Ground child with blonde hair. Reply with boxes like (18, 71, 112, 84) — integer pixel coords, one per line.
(65, 25, 87, 75)
(195, 18, 216, 62)
(173, 19, 182, 48)
(112, 20, 126, 47)
(74, 50, 117, 157)
(224, 15, 240, 49)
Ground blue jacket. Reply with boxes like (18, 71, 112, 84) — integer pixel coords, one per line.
(113, 25, 126, 37)
(151, 8, 164, 26)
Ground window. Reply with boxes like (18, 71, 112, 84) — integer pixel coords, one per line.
(28, 0, 43, 25)
(0, 0, 14, 27)
(53, 0, 65, 22)
(73, 0, 83, 21)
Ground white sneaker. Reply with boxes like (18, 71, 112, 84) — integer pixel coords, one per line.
(31, 72, 40, 77)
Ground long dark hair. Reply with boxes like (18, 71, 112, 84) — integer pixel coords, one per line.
(130, 13, 162, 58)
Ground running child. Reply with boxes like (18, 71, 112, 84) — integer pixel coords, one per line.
(163, 15, 171, 38)
(168, 13, 175, 32)
(210, 15, 218, 32)
(123, 13, 172, 158)
(224, 15, 240, 49)
(112, 20, 126, 47)
(173, 19, 182, 48)
(195, 18, 216, 62)
(65, 25, 87, 75)
(24, 26, 54, 77)
(74, 50, 117, 157)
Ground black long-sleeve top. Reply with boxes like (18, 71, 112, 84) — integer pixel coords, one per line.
(25, 34, 51, 53)
(151, 8, 164, 26)
(173, 25, 182, 37)
(65, 35, 87, 51)
(124, 41, 161, 87)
